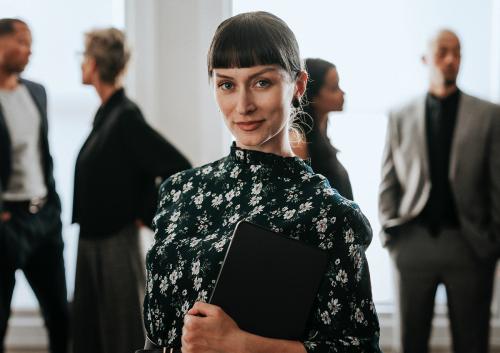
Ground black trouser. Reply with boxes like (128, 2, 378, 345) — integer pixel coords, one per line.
(389, 221, 496, 353)
(0, 200, 69, 353)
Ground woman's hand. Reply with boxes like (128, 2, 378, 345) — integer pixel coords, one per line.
(0, 211, 11, 222)
(181, 301, 245, 353)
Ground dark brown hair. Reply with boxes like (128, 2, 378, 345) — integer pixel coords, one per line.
(207, 11, 302, 80)
(0, 18, 28, 37)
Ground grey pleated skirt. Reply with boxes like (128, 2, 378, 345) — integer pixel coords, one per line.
(72, 224, 146, 353)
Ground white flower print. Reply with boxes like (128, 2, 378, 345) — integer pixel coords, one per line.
(181, 301, 190, 314)
(228, 213, 240, 224)
(194, 193, 204, 206)
(192, 260, 200, 276)
(182, 182, 193, 192)
(249, 195, 262, 206)
(172, 190, 181, 202)
(190, 238, 201, 248)
(202, 166, 213, 175)
(214, 239, 227, 252)
(283, 209, 296, 220)
(301, 173, 312, 181)
(250, 165, 261, 173)
(159, 276, 169, 294)
(252, 182, 262, 195)
(170, 211, 181, 222)
(167, 327, 177, 344)
(323, 188, 334, 196)
(336, 269, 348, 284)
(230, 166, 241, 178)
(235, 150, 244, 159)
(164, 233, 176, 244)
(250, 205, 264, 215)
(193, 277, 202, 290)
(166, 223, 177, 234)
(354, 307, 365, 323)
(225, 190, 236, 202)
(144, 151, 379, 350)
(212, 194, 223, 207)
(197, 290, 208, 302)
(344, 228, 355, 243)
(298, 202, 313, 213)
(328, 298, 341, 315)
(320, 311, 331, 325)
(316, 218, 328, 233)
(169, 270, 180, 285)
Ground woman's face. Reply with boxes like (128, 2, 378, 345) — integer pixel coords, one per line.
(314, 68, 345, 113)
(81, 54, 95, 85)
(214, 65, 306, 154)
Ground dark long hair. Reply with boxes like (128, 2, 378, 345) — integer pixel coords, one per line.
(207, 11, 303, 81)
(299, 58, 336, 143)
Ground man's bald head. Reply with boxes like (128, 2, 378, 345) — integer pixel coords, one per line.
(427, 29, 461, 54)
(423, 29, 461, 90)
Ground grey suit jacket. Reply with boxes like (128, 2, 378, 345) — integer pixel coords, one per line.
(378, 91, 500, 261)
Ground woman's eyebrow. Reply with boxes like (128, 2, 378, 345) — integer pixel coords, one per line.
(214, 67, 278, 80)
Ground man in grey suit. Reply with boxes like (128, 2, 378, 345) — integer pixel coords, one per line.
(379, 29, 500, 353)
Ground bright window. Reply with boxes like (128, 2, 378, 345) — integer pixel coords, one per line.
(233, 0, 497, 306)
(2, 0, 124, 309)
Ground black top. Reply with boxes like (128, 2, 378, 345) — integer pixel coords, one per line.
(72, 89, 191, 238)
(419, 89, 461, 233)
(144, 144, 381, 352)
(306, 125, 354, 201)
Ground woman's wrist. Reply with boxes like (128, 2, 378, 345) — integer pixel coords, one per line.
(233, 329, 306, 353)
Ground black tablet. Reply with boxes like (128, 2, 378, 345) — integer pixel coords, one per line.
(209, 220, 328, 340)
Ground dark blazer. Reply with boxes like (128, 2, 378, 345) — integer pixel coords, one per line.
(0, 78, 61, 214)
(72, 89, 191, 238)
(379, 92, 500, 261)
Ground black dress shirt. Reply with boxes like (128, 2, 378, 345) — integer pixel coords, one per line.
(72, 89, 191, 239)
(419, 89, 461, 233)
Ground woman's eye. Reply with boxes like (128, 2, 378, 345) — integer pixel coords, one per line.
(218, 82, 234, 90)
(255, 80, 270, 88)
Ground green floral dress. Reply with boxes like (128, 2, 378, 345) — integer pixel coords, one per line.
(144, 144, 381, 352)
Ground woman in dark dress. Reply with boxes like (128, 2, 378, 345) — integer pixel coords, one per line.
(72, 28, 191, 353)
(294, 58, 354, 200)
(142, 12, 381, 353)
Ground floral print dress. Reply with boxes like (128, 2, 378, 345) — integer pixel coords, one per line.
(144, 144, 382, 352)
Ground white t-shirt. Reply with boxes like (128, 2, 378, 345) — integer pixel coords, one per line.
(0, 84, 48, 201)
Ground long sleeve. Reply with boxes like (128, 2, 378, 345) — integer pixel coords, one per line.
(118, 106, 192, 228)
(302, 204, 381, 353)
(119, 107, 192, 178)
(378, 112, 401, 245)
(489, 106, 500, 256)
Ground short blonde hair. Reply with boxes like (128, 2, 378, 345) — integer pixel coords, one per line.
(84, 27, 130, 84)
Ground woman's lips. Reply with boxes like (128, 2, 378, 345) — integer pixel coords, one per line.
(235, 120, 264, 132)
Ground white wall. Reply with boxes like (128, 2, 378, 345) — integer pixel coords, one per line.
(233, 0, 500, 305)
(125, 0, 233, 167)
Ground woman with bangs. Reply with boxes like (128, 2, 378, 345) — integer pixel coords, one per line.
(141, 11, 381, 353)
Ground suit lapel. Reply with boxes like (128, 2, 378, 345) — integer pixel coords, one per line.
(0, 95, 12, 191)
(415, 95, 430, 180)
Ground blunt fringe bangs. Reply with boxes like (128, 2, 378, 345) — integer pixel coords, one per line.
(207, 11, 302, 79)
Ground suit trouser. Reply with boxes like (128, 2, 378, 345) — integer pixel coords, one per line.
(389, 222, 496, 353)
(0, 202, 69, 353)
